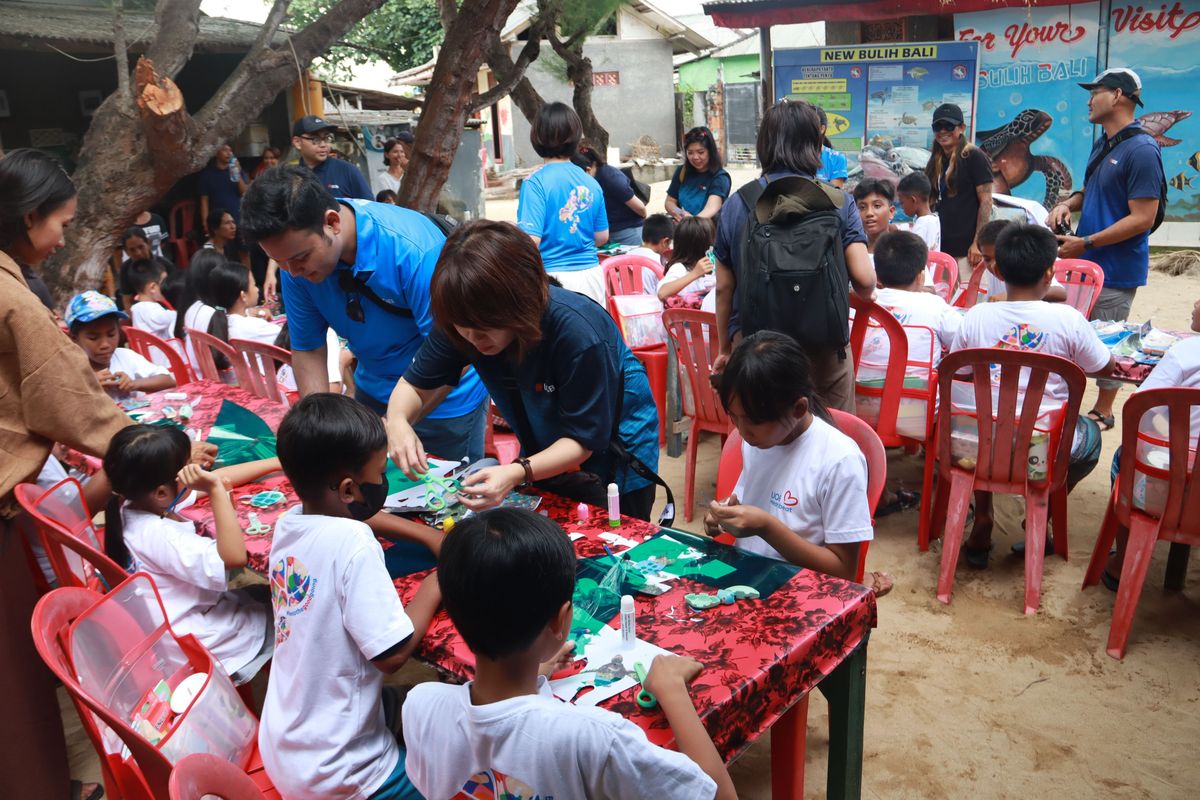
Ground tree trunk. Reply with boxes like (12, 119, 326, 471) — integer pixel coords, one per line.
(481, 27, 546, 124)
(43, 0, 389, 300)
(547, 32, 609, 153)
(400, 0, 522, 213)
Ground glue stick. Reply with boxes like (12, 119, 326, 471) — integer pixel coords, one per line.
(620, 594, 635, 647)
(607, 483, 620, 527)
(577, 502, 590, 522)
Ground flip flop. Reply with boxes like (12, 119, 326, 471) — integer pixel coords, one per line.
(1101, 570, 1121, 592)
(963, 544, 993, 569)
(876, 489, 920, 518)
(1011, 533, 1055, 556)
(1086, 409, 1116, 431)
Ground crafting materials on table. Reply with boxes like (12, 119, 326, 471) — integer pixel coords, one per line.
(607, 482, 620, 527)
(577, 502, 590, 522)
(684, 585, 761, 611)
(245, 512, 271, 536)
(240, 490, 285, 508)
(620, 594, 636, 646)
(208, 400, 278, 467)
(632, 662, 657, 709)
(550, 625, 673, 707)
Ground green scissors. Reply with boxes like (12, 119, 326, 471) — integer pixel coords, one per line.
(633, 662, 657, 709)
(422, 472, 464, 511)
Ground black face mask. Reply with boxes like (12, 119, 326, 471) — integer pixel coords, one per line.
(346, 474, 389, 521)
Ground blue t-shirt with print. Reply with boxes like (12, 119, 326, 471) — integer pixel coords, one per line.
(817, 147, 849, 182)
(404, 286, 658, 493)
(1076, 123, 1164, 289)
(517, 162, 609, 272)
(714, 172, 868, 336)
(667, 165, 732, 216)
(311, 157, 373, 201)
(280, 199, 486, 416)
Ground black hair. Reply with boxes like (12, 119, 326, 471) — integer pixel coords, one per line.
(896, 171, 932, 201)
(126, 256, 171, 295)
(719, 331, 831, 424)
(0, 148, 76, 252)
(994, 223, 1059, 287)
(382, 138, 405, 167)
(438, 507, 576, 660)
(665, 216, 714, 271)
(853, 178, 895, 203)
(206, 207, 233, 239)
(642, 213, 673, 245)
(161, 270, 191, 338)
(102, 424, 192, 568)
(756, 102, 822, 176)
(530, 102, 583, 159)
(873, 230, 929, 288)
(122, 226, 150, 248)
(814, 106, 833, 148)
(374, 189, 398, 204)
(205, 259, 252, 345)
(239, 165, 339, 245)
(975, 218, 1013, 249)
(276, 393, 387, 500)
(571, 142, 604, 172)
(273, 321, 290, 350)
(682, 126, 723, 177)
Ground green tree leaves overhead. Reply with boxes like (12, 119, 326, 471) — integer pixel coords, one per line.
(287, 0, 445, 80)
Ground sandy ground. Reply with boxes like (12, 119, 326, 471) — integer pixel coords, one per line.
(62, 169, 1200, 797)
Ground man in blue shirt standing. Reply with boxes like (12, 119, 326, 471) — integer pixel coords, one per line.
(292, 115, 373, 201)
(1049, 68, 1165, 430)
(240, 166, 488, 462)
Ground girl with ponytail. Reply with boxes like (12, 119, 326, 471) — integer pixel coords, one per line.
(205, 258, 279, 347)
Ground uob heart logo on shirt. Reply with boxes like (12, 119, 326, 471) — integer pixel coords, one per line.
(782, 491, 799, 507)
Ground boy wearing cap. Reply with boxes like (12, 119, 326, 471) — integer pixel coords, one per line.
(291, 115, 373, 201)
(1048, 68, 1166, 431)
(66, 291, 175, 400)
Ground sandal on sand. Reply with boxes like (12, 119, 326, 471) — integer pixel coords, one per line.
(71, 781, 104, 800)
(866, 571, 894, 597)
(1086, 409, 1116, 431)
(963, 544, 993, 569)
(876, 489, 920, 518)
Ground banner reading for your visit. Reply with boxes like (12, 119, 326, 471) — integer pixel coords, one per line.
(773, 42, 981, 195)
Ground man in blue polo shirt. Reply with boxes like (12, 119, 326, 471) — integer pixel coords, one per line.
(1049, 68, 1165, 430)
(240, 165, 488, 461)
(291, 115, 373, 201)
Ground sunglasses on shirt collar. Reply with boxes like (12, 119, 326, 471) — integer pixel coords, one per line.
(337, 271, 365, 323)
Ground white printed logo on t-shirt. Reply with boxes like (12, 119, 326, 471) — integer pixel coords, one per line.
(455, 768, 539, 799)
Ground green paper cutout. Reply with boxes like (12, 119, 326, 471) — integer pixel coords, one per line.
(618, 530, 801, 599)
(209, 401, 277, 467)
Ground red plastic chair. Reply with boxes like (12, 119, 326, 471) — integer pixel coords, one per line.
(170, 753, 271, 799)
(124, 325, 194, 387)
(169, 200, 198, 268)
(953, 264, 988, 309)
(926, 250, 960, 302)
(187, 328, 254, 387)
(602, 253, 665, 297)
(1054, 258, 1105, 317)
(930, 349, 1084, 614)
(484, 403, 521, 465)
(605, 255, 669, 446)
(1082, 388, 1200, 658)
(662, 309, 729, 522)
(14, 478, 128, 592)
(230, 338, 291, 404)
(848, 295, 939, 549)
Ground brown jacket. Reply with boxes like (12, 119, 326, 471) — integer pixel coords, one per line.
(0, 251, 130, 517)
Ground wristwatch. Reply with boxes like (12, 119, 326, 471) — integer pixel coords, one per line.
(516, 457, 534, 488)
(1082, 235, 1094, 250)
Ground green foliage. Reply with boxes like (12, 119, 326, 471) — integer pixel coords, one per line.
(287, 0, 445, 81)
(557, 0, 623, 37)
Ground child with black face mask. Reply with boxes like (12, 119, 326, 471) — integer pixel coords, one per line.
(260, 393, 441, 800)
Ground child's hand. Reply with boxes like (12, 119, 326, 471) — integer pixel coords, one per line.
(177, 463, 223, 495)
(707, 494, 768, 538)
(537, 638, 576, 677)
(111, 372, 134, 392)
(692, 256, 714, 276)
(643, 654, 703, 697)
(95, 369, 119, 387)
(190, 441, 218, 469)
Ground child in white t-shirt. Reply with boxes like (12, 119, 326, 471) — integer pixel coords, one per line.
(657, 216, 715, 305)
(65, 291, 175, 401)
(101, 424, 278, 681)
(126, 257, 177, 341)
(897, 172, 941, 253)
(951, 223, 1115, 566)
(704, 331, 892, 595)
(973, 219, 1067, 304)
(260, 394, 440, 800)
(854, 178, 896, 255)
(274, 323, 344, 394)
(402, 507, 734, 800)
(627, 212, 673, 295)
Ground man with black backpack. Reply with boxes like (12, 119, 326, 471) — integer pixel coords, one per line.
(1049, 68, 1166, 430)
(712, 100, 876, 412)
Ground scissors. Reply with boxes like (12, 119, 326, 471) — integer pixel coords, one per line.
(241, 490, 286, 508)
(632, 662, 657, 709)
(244, 512, 272, 536)
(422, 473, 464, 511)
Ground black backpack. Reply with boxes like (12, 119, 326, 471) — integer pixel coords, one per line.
(736, 176, 850, 350)
(1083, 127, 1167, 233)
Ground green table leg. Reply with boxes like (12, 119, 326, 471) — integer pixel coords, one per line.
(818, 637, 869, 800)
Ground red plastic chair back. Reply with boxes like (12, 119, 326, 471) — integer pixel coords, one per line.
(926, 250, 959, 302)
(849, 295, 909, 443)
(603, 254, 665, 297)
(169, 200, 198, 268)
(662, 309, 727, 430)
(1054, 258, 1105, 317)
(170, 753, 267, 800)
(14, 478, 127, 592)
(714, 410, 883, 583)
(953, 264, 988, 309)
(229, 338, 291, 404)
(187, 328, 254, 387)
(123, 325, 194, 386)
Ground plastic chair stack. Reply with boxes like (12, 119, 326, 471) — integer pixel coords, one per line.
(604, 254, 669, 447)
(926, 250, 960, 303)
(1083, 387, 1200, 658)
(662, 308, 729, 521)
(1053, 258, 1105, 317)
(230, 338, 292, 404)
(124, 325, 194, 387)
(930, 349, 1084, 614)
(170, 753, 273, 799)
(187, 327, 254, 387)
(15, 477, 128, 592)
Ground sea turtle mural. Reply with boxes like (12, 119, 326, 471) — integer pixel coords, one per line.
(1136, 110, 1191, 147)
(976, 109, 1072, 210)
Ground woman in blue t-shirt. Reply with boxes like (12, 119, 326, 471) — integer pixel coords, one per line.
(814, 107, 848, 187)
(516, 103, 609, 304)
(388, 220, 661, 521)
(665, 126, 731, 221)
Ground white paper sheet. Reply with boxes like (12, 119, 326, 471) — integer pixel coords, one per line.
(549, 625, 672, 707)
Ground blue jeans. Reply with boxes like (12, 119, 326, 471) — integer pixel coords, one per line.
(356, 393, 487, 463)
(609, 226, 644, 247)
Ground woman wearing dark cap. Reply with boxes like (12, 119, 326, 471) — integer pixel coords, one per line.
(665, 126, 731, 221)
(923, 103, 993, 277)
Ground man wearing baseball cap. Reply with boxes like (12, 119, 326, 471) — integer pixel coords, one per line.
(1047, 68, 1165, 431)
(291, 114, 372, 201)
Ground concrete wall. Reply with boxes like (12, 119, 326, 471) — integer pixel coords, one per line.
(677, 54, 760, 92)
(509, 36, 677, 167)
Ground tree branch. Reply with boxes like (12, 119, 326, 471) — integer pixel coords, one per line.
(112, 0, 132, 111)
(470, 28, 543, 114)
(437, 0, 458, 30)
(250, 0, 292, 55)
(145, 0, 203, 78)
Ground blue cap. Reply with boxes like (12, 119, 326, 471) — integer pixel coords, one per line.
(65, 291, 128, 327)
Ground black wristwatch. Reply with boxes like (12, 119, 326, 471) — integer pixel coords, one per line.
(1082, 235, 1094, 250)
